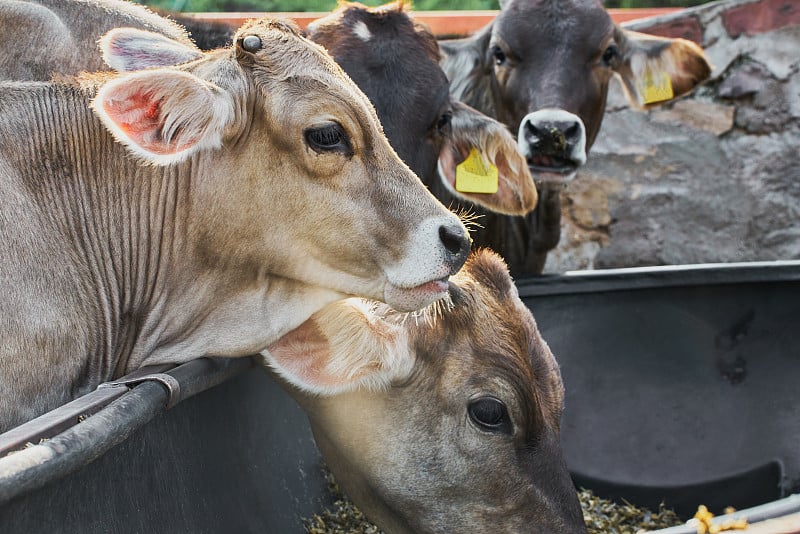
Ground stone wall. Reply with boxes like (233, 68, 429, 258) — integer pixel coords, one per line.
(543, 0, 800, 272)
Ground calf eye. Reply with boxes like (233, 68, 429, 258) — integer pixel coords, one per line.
(468, 397, 512, 434)
(601, 44, 620, 66)
(304, 123, 352, 156)
(491, 46, 507, 66)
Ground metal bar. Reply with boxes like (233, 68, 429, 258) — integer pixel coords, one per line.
(0, 357, 255, 505)
(0, 364, 174, 459)
(516, 260, 800, 298)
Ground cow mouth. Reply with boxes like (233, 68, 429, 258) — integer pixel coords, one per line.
(385, 278, 450, 312)
(527, 155, 579, 186)
(527, 155, 578, 174)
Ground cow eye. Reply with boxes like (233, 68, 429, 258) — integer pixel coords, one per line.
(436, 111, 452, 135)
(601, 44, 620, 66)
(468, 397, 512, 434)
(491, 45, 507, 66)
(304, 123, 352, 156)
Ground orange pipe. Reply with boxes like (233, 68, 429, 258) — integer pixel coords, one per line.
(184, 8, 682, 36)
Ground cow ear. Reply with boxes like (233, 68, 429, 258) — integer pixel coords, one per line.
(437, 102, 538, 216)
(613, 27, 712, 109)
(263, 299, 414, 396)
(100, 28, 203, 72)
(91, 69, 235, 165)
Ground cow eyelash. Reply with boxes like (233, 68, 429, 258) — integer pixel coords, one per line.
(304, 123, 353, 156)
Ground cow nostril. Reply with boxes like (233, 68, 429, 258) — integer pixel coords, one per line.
(564, 122, 581, 141)
(524, 120, 543, 141)
(439, 224, 470, 261)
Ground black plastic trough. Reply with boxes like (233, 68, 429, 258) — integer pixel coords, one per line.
(0, 260, 799, 532)
(519, 260, 800, 519)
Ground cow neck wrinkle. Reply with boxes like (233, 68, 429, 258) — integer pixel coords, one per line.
(7, 82, 195, 381)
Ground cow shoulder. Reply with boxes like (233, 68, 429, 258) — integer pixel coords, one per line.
(613, 27, 712, 108)
(0, 1, 76, 81)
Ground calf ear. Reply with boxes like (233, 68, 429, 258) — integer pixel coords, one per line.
(100, 28, 202, 72)
(91, 69, 235, 165)
(614, 27, 711, 109)
(263, 299, 414, 396)
(437, 102, 538, 216)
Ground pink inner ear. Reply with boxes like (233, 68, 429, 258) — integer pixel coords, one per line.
(267, 320, 339, 389)
(105, 91, 160, 135)
(102, 87, 197, 156)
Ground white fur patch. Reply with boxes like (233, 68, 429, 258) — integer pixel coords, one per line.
(517, 109, 587, 167)
(383, 215, 467, 312)
(351, 20, 372, 42)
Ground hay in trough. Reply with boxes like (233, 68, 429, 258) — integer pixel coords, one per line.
(303, 468, 684, 534)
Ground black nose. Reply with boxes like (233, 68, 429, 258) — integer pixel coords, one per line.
(523, 117, 583, 155)
(439, 222, 471, 274)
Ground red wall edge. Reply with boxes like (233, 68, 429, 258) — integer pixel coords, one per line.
(183, 8, 682, 37)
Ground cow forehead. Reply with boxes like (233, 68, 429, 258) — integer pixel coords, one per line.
(408, 277, 560, 434)
(308, 3, 450, 162)
(224, 19, 380, 125)
(495, 0, 613, 55)
(310, 4, 448, 104)
(233, 19, 348, 82)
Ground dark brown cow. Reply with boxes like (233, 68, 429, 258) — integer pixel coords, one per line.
(307, 2, 538, 216)
(440, 0, 712, 276)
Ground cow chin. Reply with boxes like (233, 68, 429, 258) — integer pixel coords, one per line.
(530, 167, 578, 187)
(383, 278, 450, 312)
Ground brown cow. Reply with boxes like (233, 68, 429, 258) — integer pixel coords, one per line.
(266, 249, 586, 533)
(0, 20, 469, 431)
(307, 2, 538, 216)
(440, 0, 712, 276)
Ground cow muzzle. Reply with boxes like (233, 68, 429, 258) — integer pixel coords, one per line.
(383, 215, 470, 312)
(518, 109, 587, 185)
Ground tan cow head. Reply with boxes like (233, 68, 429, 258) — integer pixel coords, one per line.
(265, 249, 586, 533)
(90, 21, 471, 314)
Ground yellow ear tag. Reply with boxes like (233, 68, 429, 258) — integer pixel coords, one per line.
(638, 68, 674, 105)
(455, 148, 499, 194)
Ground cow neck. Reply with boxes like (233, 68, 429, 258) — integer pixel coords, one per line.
(13, 83, 194, 380)
(441, 24, 497, 119)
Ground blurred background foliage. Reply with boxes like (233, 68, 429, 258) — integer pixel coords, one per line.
(138, 0, 717, 13)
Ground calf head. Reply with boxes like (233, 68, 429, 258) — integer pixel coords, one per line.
(442, 0, 711, 184)
(91, 22, 470, 313)
(308, 2, 537, 216)
(266, 249, 586, 533)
